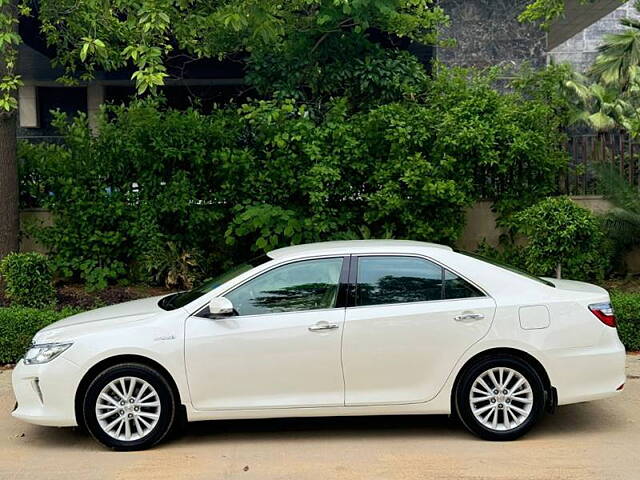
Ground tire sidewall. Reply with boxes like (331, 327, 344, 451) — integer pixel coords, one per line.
(455, 356, 545, 441)
(83, 363, 176, 451)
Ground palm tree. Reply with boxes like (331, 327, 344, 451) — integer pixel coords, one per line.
(590, 1, 640, 93)
(597, 163, 640, 250)
(563, 68, 632, 131)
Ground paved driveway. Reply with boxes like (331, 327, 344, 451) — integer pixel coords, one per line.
(1, 355, 639, 480)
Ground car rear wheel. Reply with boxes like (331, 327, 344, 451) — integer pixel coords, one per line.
(82, 363, 177, 450)
(455, 355, 545, 441)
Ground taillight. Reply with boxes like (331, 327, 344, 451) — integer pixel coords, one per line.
(589, 302, 617, 328)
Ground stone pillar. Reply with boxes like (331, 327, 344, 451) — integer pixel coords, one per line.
(18, 85, 39, 128)
(87, 84, 104, 134)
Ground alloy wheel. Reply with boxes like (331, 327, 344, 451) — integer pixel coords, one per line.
(95, 376, 161, 441)
(469, 367, 534, 431)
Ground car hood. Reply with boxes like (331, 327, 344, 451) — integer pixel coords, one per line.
(40, 295, 168, 333)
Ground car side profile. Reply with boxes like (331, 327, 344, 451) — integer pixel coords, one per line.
(12, 240, 625, 450)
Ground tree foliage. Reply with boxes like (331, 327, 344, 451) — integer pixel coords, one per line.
(0, 0, 24, 112)
(37, 0, 449, 94)
(591, 2, 640, 93)
(544, 1, 640, 135)
(518, 0, 604, 29)
(595, 163, 640, 267)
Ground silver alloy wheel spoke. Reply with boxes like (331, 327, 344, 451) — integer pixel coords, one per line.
(95, 376, 161, 442)
(469, 367, 533, 432)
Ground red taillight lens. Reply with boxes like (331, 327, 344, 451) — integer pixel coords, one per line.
(589, 302, 617, 328)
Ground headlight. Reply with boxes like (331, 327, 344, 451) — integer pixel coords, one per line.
(23, 343, 73, 365)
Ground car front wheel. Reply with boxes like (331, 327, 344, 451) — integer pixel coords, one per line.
(82, 363, 177, 450)
(455, 355, 545, 441)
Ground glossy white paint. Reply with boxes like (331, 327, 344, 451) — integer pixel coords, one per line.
(342, 297, 496, 405)
(185, 308, 345, 410)
(12, 240, 626, 429)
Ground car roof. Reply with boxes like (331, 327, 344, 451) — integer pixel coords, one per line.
(268, 240, 452, 260)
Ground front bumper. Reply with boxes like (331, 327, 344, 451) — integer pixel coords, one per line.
(11, 356, 82, 427)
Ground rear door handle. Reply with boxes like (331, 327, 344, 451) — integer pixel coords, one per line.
(308, 321, 339, 332)
(454, 313, 485, 322)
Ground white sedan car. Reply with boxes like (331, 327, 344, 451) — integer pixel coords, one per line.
(12, 240, 625, 450)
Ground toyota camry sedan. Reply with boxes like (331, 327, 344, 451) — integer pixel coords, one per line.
(12, 240, 625, 450)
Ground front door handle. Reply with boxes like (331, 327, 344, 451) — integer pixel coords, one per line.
(308, 321, 339, 332)
(454, 313, 485, 322)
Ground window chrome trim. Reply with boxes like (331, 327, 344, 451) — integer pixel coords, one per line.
(345, 295, 491, 311)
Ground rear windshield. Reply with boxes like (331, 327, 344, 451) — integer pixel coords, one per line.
(459, 251, 555, 288)
(159, 255, 271, 310)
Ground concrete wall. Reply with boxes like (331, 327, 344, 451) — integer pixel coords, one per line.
(457, 196, 615, 252)
(457, 196, 640, 272)
(549, 1, 638, 71)
(19, 209, 53, 254)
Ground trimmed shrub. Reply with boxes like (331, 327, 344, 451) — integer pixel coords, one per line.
(0, 252, 56, 308)
(515, 196, 610, 281)
(0, 307, 79, 364)
(610, 291, 640, 351)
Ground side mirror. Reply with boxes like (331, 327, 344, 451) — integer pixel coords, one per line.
(208, 297, 235, 318)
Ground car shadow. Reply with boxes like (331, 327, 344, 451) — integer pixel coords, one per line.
(178, 414, 463, 445)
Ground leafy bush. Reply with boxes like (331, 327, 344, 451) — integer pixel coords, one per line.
(515, 196, 610, 281)
(19, 67, 567, 288)
(0, 307, 79, 364)
(473, 240, 529, 272)
(247, 34, 430, 105)
(0, 253, 56, 308)
(610, 291, 640, 351)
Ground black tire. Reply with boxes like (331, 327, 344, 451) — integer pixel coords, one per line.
(82, 363, 177, 451)
(454, 355, 545, 441)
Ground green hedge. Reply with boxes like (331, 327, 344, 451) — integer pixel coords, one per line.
(611, 291, 640, 351)
(0, 307, 80, 364)
(0, 252, 56, 308)
(19, 67, 568, 290)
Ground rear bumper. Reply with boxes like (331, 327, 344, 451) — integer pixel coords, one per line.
(11, 357, 81, 427)
(547, 336, 626, 406)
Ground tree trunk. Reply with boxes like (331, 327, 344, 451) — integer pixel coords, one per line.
(555, 262, 562, 279)
(0, 111, 19, 258)
(0, 0, 20, 259)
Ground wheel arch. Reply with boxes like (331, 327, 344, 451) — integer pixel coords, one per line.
(74, 354, 185, 428)
(450, 347, 555, 413)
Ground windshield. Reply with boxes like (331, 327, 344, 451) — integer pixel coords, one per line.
(459, 251, 555, 288)
(159, 255, 271, 310)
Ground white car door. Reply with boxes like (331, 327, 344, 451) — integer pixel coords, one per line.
(185, 256, 347, 410)
(342, 255, 496, 406)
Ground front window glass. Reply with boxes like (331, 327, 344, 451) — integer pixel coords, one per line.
(224, 257, 344, 316)
(356, 256, 443, 306)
